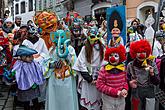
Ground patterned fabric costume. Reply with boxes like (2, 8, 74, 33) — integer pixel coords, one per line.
(127, 40, 160, 110)
(96, 45, 128, 110)
(45, 30, 79, 110)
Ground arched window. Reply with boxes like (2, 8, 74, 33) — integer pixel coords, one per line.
(29, 0, 33, 11)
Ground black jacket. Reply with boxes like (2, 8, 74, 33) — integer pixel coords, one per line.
(160, 55, 165, 92)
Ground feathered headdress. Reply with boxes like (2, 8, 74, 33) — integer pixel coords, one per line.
(104, 45, 126, 63)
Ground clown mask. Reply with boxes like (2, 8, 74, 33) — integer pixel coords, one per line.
(136, 52, 147, 61)
(109, 53, 120, 65)
(111, 27, 121, 37)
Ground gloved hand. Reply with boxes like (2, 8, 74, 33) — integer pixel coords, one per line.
(80, 72, 93, 83)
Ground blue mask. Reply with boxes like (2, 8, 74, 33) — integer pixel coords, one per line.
(50, 30, 71, 58)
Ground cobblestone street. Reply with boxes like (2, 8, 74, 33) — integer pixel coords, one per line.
(0, 83, 24, 110)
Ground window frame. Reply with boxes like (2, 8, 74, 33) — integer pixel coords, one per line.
(21, 1, 26, 14)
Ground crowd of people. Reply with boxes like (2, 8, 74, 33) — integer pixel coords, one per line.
(0, 10, 164, 110)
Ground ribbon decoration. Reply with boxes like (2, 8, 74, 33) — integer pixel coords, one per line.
(142, 55, 156, 67)
(105, 64, 125, 71)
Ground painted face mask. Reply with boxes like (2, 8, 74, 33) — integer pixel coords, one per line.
(34, 12, 57, 33)
(109, 53, 120, 65)
(87, 27, 101, 45)
(50, 30, 71, 58)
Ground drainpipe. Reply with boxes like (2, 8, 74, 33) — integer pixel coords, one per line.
(152, 0, 163, 52)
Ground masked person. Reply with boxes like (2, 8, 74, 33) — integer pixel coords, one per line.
(96, 45, 128, 110)
(22, 26, 49, 63)
(45, 30, 79, 110)
(127, 40, 160, 110)
(73, 27, 104, 110)
(108, 11, 124, 47)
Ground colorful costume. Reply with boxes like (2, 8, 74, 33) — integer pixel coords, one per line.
(34, 11, 57, 49)
(73, 27, 104, 110)
(96, 45, 128, 110)
(0, 31, 12, 75)
(45, 30, 78, 110)
(11, 46, 45, 102)
(127, 40, 160, 110)
(107, 6, 126, 47)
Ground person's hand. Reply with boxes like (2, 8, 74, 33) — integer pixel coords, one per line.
(121, 89, 128, 97)
(148, 65, 154, 76)
(117, 91, 122, 97)
(129, 79, 137, 88)
(91, 80, 97, 85)
(33, 54, 40, 58)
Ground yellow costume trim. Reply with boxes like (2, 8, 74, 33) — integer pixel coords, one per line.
(142, 55, 156, 67)
(105, 64, 125, 71)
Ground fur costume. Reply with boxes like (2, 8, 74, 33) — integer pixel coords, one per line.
(96, 45, 128, 110)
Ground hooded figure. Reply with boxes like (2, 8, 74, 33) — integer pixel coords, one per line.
(2, 17, 15, 37)
(127, 40, 160, 110)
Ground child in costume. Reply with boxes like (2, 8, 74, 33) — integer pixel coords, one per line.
(45, 30, 78, 110)
(73, 27, 104, 110)
(11, 45, 45, 110)
(127, 40, 160, 110)
(96, 45, 128, 110)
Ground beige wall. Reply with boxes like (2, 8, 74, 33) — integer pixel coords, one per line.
(126, 0, 159, 20)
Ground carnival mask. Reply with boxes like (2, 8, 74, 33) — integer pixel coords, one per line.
(109, 53, 120, 65)
(87, 27, 100, 45)
(34, 12, 57, 33)
(50, 30, 71, 58)
(111, 27, 121, 37)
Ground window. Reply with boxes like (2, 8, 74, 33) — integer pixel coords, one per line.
(15, 4, 19, 14)
(29, 0, 33, 11)
(21, 1, 26, 13)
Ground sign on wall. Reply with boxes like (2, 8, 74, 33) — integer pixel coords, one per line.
(107, 5, 126, 45)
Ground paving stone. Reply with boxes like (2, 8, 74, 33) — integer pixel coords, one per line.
(0, 92, 8, 100)
(0, 99, 6, 106)
(4, 107, 13, 110)
(5, 100, 13, 108)
(0, 106, 3, 110)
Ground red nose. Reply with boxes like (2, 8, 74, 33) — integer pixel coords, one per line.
(139, 53, 146, 59)
(109, 57, 116, 63)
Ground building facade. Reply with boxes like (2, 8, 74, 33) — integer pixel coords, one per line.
(126, 0, 159, 23)
(13, 0, 35, 24)
(35, 0, 123, 20)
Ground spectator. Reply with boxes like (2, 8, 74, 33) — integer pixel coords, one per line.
(14, 16, 22, 30)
